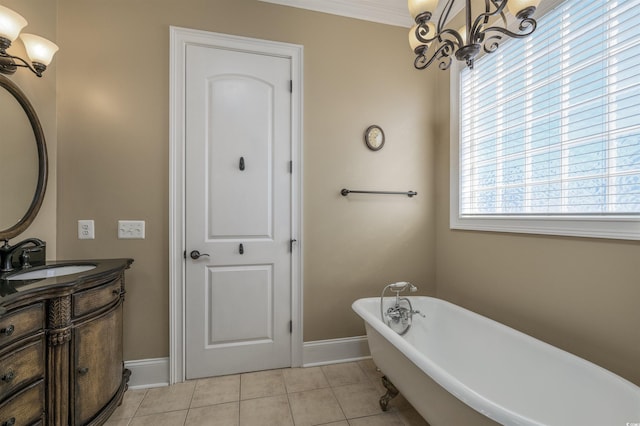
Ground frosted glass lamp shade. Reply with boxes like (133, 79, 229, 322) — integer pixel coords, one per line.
(409, 23, 436, 51)
(20, 33, 58, 66)
(0, 5, 27, 42)
(507, 0, 541, 17)
(408, 0, 439, 20)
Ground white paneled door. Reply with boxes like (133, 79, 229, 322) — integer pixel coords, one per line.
(184, 44, 292, 379)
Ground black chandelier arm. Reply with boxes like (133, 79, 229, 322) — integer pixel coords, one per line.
(481, 0, 502, 26)
(414, 40, 455, 71)
(415, 23, 463, 50)
(437, 0, 458, 33)
(415, 22, 438, 45)
(481, 34, 503, 54)
(481, 17, 537, 40)
(517, 16, 537, 33)
(438, 28, 465, 48)
(471, 0, 509, 37)
(0, 53, 43, 77)
(488, 0, 509, 16)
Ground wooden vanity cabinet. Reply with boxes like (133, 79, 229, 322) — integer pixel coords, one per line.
(0, 259, 132, 426)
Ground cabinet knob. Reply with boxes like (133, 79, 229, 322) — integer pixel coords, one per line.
(2, 417, 16, 426)
(77, 367, 89, 376)
(0, 370, 15, 383)
(0, 325, 14, 337)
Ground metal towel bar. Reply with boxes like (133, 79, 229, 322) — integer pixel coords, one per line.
(340, 189, 417, 198)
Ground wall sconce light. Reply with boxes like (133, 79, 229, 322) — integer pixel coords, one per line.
(0, 5, 58, 77)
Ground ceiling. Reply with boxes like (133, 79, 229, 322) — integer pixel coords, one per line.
(258, 0, 414, 27)
(258, 0, 466, 28)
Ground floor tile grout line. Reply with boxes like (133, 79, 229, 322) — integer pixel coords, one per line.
(238, 372, 243, 425)
(183, 380, 198, 425)
(328, 380, 349, 423)
(278, 367, 298, 424)
(323, 363, 350, 424)
(129, 388, 147, 420)
(284, 389, 296, 425)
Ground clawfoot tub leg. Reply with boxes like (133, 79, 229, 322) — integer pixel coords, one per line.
(379, 375, 399, 411)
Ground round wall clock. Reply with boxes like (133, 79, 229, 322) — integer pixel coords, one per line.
(364, 125, 385, 151)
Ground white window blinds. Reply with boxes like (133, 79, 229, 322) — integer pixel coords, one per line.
(459, 0, 640, 217)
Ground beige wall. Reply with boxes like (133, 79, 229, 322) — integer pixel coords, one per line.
(55, 0, 436, 360)
(2, 0, 57, 257)
(14, 0, 636, 391)
(434, 71, 640, 386)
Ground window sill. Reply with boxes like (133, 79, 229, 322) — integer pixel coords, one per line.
(450, 214, 640, 240)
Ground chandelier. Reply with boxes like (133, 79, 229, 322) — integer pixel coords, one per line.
(0, 5, 58, 77)
(408, 0, 540, 70)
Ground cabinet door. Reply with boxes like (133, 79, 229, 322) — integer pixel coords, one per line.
(73, 303, 123, 425)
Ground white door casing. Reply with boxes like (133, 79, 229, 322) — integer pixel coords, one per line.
(169, 27, 303, 383)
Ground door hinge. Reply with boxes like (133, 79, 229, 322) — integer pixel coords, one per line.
(183, 250, 186, 259)
(289, 320, 293, 333)
(290, 239, 297, 253)
(289, 80, 293, 93)
(289, 160, 293, 174)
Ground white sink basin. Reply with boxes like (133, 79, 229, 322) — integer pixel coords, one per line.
(5, 265, 97, 280)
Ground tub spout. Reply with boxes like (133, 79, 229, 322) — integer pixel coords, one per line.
(411, 309, 426, 318)
(380, 282, 423, 335)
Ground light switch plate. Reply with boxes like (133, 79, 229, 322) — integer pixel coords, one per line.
(78, 220, 95, 240)
(118, 220, 145, 239)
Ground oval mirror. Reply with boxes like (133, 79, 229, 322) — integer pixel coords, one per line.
(0, 75, 48, 241)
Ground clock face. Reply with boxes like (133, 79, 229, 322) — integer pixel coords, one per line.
(365, 125, 385, 151)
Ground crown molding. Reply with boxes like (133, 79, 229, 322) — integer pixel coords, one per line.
(258, 0, 414, 28)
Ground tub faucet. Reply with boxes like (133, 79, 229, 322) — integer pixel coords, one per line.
(380, 282, 424, 335)
(0, 238, 46, 273)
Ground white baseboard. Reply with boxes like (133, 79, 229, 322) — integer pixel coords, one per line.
(126, 336, 370, 388)
(303, 336, 370, 367)
(125, 357, 170, 389)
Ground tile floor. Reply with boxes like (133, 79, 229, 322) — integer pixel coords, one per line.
(105, 360, 430, 426)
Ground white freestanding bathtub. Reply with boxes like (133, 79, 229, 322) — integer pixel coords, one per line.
(352, 296, 640, 426)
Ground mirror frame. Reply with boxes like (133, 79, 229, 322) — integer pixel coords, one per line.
(0, 75, 48, 241)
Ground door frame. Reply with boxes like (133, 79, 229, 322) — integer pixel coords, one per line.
(169, 26, 304, 384)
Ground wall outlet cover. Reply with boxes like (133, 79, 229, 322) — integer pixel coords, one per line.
(118, 220, 145, 239)
(78, 220, 95, 240)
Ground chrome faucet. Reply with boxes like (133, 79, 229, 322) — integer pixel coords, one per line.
(0, 238, 46, 273)
(380, 281, 425, 335)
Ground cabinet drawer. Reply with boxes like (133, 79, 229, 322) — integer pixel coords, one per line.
(0, 380, 44, 426)
(73, 279, 122, 318)
(0, 338, 45, 402)
(0, 305, 45, 348)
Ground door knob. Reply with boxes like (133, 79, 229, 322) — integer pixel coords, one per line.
(190, 250, 210, 260)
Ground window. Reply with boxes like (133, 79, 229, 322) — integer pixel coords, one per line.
(451, 0, 640, 240)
